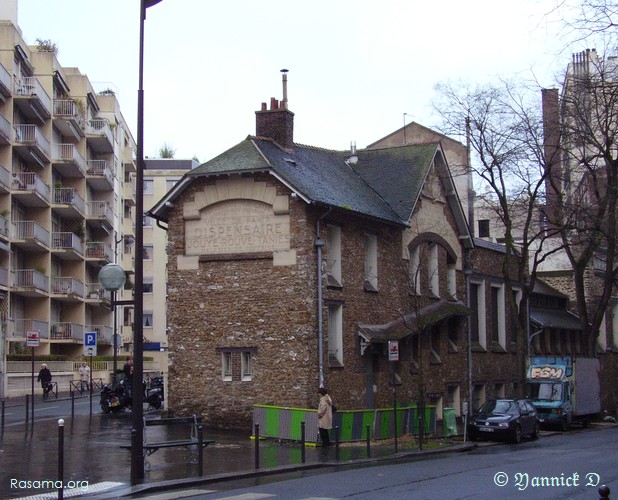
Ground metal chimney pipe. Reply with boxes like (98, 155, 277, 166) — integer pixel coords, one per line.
(281, 68, 289, 109)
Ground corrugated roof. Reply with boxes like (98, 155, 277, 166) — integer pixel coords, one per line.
(530, 308, 582, 331)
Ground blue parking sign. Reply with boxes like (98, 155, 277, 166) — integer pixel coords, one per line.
(84, 331, 97, 356)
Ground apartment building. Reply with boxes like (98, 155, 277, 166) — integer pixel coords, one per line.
(142, 158, 197, 376)
(0, 8, 137, 397)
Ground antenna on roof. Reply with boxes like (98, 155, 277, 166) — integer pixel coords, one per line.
(347, 141, 358, 165)
(281, 69, 289, 109)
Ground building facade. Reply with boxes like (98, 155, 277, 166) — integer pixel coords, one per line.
(150, 78, 524, 429)
(0, 5, 137, 396)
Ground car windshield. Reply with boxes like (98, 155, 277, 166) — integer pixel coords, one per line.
(526, 383, 563, 401)
(478, 400, 518, 415)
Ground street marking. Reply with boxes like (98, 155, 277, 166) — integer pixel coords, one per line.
(139, 489, 217, 499)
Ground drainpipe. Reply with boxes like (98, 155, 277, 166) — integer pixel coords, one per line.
(315, 208, 332, 388)
(464, 261, 473, 441)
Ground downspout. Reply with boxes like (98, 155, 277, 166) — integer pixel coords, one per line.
(315, 208, 332, 388)
(463, 255, 473, 442)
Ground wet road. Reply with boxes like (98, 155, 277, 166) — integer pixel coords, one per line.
(0, 397, 394, 499)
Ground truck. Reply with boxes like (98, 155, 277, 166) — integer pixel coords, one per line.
(525, 356, 600, 431)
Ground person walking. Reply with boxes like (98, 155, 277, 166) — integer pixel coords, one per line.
(78, 361, 90, 393)
(37, 363, 52, 398)
(317, 387, 333, 447)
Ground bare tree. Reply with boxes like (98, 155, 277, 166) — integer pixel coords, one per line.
(159, 143, 176, 158)
(433, 79, 564, 392)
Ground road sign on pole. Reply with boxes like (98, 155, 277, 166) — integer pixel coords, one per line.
(84, 331, 97, 357)
(26, 330, 40, 347)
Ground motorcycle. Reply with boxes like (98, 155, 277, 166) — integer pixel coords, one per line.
(100, 375, 164, 414)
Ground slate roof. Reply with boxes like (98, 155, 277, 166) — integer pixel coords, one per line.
(150, 137, 460, 230)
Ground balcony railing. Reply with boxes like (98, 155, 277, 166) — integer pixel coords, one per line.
(0, 266, 8, 287)
(0, 215, 9, 239)
(0, 163, 10, 191)
(12, 220, 50, 247)
(14, 124, 51, 159)
(12, 171, 51, 202)
(51, 322, 83, 341)
(86, 160, 114, 184)
(14, 77, 52, 114)
(14, 319, 49, 340)
(85, 283, 111, 301)
(0, 62, 11, 97)
(53, 187, 86, 214)
(53, 144, 86, 173)
(87, 200, 114, 227)
(52, 232, 84, 255)
(85, 325, 113, 344)
(0, 113, 10, 144)
(86, 119, 113, 144)
(53, 99, 85, 124)
(85, 241, 113, 261)
(13, 269, 49, 293)
(51, 277, 85, 297)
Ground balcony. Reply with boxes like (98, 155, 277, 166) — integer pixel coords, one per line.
(85, 241, 113, 262)
(51, 277, 85, 300)
(51, 232, 84, 260)
(123, 144, 136, 172)
(0, 164, 10, 193)
(123, 176, 136, 206)
(85, 325, 113, 344)
(52, 144, 86, 177)
(0, 113, 11, 145)
(53, 99, 85, 139)
(13, 77, 52, 122)
(0, 266, 8, 288)
(12, 220, 50, 251)
(14, 319, 49, 340)
(85, 119, 113, 153)
(51, 322, 83, 342)
(11, 172, 51, 207)
(86, 200, 114, 229)
(86, 160, 114, 191)
(13, 124, 51, 167)
(0, 215, 10, 240)
(0, 62, 11, 101)
(85, 283, 111, 303)
(12, 269, 49, 296)
(52, 187, 86, 219)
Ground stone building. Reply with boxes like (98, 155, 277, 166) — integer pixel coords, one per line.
(150, 78, 523, 428)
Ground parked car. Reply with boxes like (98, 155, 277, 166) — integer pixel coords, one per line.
(467, 399, 540, 444)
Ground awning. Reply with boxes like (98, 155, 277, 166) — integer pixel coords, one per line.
(530, 308, 582, 331)
(358, 300, 469, 352)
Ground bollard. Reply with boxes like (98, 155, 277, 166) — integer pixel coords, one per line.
(58, 419, 65, 500)
(335, 426, 340, 461)
(130, 428, 137, 486)
(300, 421, 306, 464)
(599, 485, 610, 499)
(254, 423, 260, 469)
(25, 395, 29, 431)
(366, 424, 371, 458)
(198, 425, 204, 477)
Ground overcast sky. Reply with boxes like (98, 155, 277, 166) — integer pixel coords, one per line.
(16, 0, 585, 163)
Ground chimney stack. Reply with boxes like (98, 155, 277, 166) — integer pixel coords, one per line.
(255, 70, 294, 149)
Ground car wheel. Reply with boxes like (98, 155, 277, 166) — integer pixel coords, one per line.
(561, 417, 570, 432)
(531, 422, 540, 440)
(511, 425, 522, 444)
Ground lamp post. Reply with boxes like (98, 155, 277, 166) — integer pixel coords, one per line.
(132, 0, 162, 485)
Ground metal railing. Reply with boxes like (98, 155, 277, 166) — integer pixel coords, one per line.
(0, 163, 10, 190)
(12, 220, 50, 246)
(53, 99, 85, 128)
(51, 322, 83, 341)
(86, 119, 113, 144)
(51, 277, 85, 298)
(0, 113, 10, 143)
(11, 171, 51, 202)
(53, 144, 86, 173)
(86, 160, 114, 184)
(13, 269, 49, 293)
(51, 232, 84, 254)
(14, 319, 49, 339)
(0, 215, 10, 238)
(13, 124, 51, 158)
(14, 76, 52, 113)
(53, 187, 86, 214)
(87, 200, 114, 225)
(0, 266, 8, 287)
(85, 241, 113, 261)
(85, 283, 111, 301)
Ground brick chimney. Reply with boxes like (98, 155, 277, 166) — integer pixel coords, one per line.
(255, 69, 294, 149)
(542, 88, 560, 224)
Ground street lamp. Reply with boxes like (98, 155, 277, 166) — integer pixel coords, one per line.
(132, 0, 163, 485)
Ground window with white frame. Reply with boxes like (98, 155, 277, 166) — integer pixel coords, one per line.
(326, 225, 342, 286)
(241, 351, 252, 381)
(470, 281, 487, 349)
(428, 243, 439, 296)
(143, 311, 153, 328)
(143, 178, 154, 194)
(446, 384, 461, 417)
(364, 233, 378, 291)
(143, 277, 153, 294)
(598, 313, 607, 352)
(409, 245, 420, 295)
(490, 284, 506, 349)
(222, 352, 232, 381)
(327, 303, 343, 367)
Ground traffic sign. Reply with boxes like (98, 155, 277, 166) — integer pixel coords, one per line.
(388, 340, 399, 362)
(84, 331, 97, 357)
(26, 330, 40, 347)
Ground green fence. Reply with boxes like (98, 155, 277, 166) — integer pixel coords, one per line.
(253, 404, 436, 443)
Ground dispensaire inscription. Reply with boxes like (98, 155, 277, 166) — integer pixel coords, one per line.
(185, 200, 290, 255)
